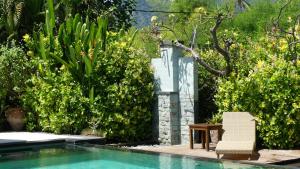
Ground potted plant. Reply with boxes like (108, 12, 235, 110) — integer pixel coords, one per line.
(5, 107, 25, 131)
(207, 112, 223, 144)
(0, 45, 30, 131)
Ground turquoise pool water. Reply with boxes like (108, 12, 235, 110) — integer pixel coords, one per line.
(0, 144, 289, 169)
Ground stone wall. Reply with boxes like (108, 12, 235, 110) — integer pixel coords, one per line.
(157, 92, 180, 145)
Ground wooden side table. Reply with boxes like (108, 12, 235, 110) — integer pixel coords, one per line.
(189, 123, 222, 151)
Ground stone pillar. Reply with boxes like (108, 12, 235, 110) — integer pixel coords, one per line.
(156, 92, 180, 145)
(178, 57, 198, 144)
(152, 41, 198, 145)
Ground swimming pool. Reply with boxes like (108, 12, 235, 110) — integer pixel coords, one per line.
(0, 144, 292, 169)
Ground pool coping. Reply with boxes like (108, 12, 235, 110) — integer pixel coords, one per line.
(0, 133, 300, 168)
(87, 144, 300, 169)
(0, 132, 106, 149)
(0, 142, 298, 169)
(0, 139, 66, 149)
(96, 145, 300, 169)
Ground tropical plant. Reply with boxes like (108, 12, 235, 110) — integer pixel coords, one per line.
(55, 14, 108, 102)
(24, 0, 154, 141)
(0, 0, 44, 42)
(26, 0, 109, 102)
(0, 0, 25, 40)
(55, 0, 136, 30)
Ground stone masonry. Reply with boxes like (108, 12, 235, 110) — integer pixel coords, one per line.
(157, 92, 180, 145)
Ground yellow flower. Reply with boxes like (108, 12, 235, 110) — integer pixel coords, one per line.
(27, 51, 34, 57)
(109, 32, 117, 36)
(120, 42, 127, 48)
(23, 34, 30, 43)
(60, 65, 65, 70)
(194, 7, 206, 14)
(151, 16, 158, 23)
(257, 60, 264, 69)
(278, 39, 288, 52)
(296, 60, 300, 67)
(287, 16, 292, 23)
(43, 37, 48, 43)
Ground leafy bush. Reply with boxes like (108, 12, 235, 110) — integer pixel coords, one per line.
(22, 67, 89, 134)
(0, 45, 30, 107)
(24, 11, 154, 141)
(91, 33, 154, 141)
(215, 58, 300, 149)
(0, 45, 31, 130)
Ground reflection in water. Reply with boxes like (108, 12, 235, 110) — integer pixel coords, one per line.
(0, 145, 279, 169)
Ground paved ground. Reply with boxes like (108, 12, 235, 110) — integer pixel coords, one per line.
(0, 132, 299, 167)
(128, 143, 300, 167)
(0, 132, 104, 146)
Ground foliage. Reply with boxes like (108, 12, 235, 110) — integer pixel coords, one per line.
(0, 45, 30, 130)
(228, 0, 276, 35)
(22, 67, 89, 134)
(27, 10, 109, 102)
(57, 14, 108, 102)
(222, 0, 300, 39)
(138, 0, 300, 148)
(207, 112, 222, 124)
(132, 27, 160, 58)
(0, 45, 30, 107)
(170, 0, 216, 14)
(24, 4, 154, 140)
(0, 0, 44, 42)
(55, 0, 136, 30)
(0, 0, 135, 43)
(89, 32, 154, 141)
(24, 31, 154, 140)
(215, 57, 300, 149)
(25, 0, 110, 102)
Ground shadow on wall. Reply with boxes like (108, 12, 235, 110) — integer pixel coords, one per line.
(178, 58, 193, 107)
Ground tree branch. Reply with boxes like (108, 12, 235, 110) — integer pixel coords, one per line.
(272, 0, 299, 62)
(152, 13, 233, 77)
(174, 41, 226, 77)
(210, 13, 231, 76)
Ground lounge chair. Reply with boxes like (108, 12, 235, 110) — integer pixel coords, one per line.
(216, 112, 256, 160)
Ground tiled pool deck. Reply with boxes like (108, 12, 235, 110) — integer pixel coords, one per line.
(128, 143, 300, 167)
(0, 132, 299, 167)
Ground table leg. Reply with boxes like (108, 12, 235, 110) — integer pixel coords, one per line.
(201, 131, 205, 149)
(205, 129, 209, 151)
(189, 128, 193, 149)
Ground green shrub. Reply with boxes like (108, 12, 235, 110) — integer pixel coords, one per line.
(22, 67, 89, 134)
(24, 13, 154, 141)
(0, 45, 31, 130)
(215, 58, 300, 149)
(91, 34, 154, 141)
(0, 45, 31, 117)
